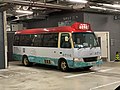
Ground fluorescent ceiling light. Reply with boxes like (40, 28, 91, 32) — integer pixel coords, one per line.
(114, 9, 120, 12)
(107, 9, 120, 12)
(68, 0, 88, 3)
(90, 6, 106, 10)
(17, 14, 31, 17)
(90, 6, 120, 12)
(16, 10, 33, 14)
(103, 4, 120, 9)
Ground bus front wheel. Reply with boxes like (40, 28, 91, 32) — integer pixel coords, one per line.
(84, 66, 92, 70)
(59, 60, 69, 72)
(22, 56, 33, 66)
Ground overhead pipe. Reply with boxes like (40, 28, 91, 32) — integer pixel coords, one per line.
(88, 2, 120, 10)
(1, 0, 73, 10)
(0, 3, 7, 7)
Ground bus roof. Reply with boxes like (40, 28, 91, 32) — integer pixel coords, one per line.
(15, 22, 93, 34)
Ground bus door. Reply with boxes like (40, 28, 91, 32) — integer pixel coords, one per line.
(59, 33, 73, 60)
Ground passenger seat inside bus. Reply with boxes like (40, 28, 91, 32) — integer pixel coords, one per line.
(61, 38, 71, 48)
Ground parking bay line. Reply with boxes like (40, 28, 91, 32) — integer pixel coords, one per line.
(64, 72, 95, 78)
(90, 80, 120, 90)
(98, 68, 114, 72)
(64, 68, 114, 78)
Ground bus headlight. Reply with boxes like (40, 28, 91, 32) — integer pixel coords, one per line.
(73, 58, 84, 62)
(97, 56, 101, 60)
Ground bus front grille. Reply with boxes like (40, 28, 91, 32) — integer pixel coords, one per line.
(83, 57, 97, 62)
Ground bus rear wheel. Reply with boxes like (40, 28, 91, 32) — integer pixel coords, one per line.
(59, 60, 69, 72)
(22, 56, 33, 66)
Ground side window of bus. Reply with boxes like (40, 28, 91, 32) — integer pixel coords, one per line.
(13, 35, 20, 46)
(60, 33, 71, 48)
(42, 33, 58, 47)
(33, 34, 43, 47)
(19, 35, 33, 46)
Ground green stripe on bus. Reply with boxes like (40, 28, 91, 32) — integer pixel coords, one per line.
(13, 54, 102, 68)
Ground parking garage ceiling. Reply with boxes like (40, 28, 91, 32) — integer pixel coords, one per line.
(1, 0, 120, 21)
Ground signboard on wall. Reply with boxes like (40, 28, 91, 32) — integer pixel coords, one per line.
(58, 15, 79, 26)
(114, 15, 120, 20)
(11, 24, 24, 31)
(58, 20, 72, 26)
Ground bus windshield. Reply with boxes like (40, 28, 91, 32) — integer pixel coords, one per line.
(72, 32, 99, 48)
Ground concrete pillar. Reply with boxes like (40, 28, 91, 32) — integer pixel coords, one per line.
(0, 11, 7, 69)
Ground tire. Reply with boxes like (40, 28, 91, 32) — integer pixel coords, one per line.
(22, 56, 33, 66)
(59, 60, 69, 72)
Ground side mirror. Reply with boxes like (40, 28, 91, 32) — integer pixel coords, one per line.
(65, 36, 69, 42)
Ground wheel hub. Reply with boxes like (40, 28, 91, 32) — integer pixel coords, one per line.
(61, 61, 67, 70)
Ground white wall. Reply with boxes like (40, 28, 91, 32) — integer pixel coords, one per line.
(84, 13, 120, 61)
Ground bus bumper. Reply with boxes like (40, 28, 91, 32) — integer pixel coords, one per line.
(72, 59, 103, 68)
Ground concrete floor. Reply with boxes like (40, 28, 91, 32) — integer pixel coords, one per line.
(0, 61, 120, 90)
